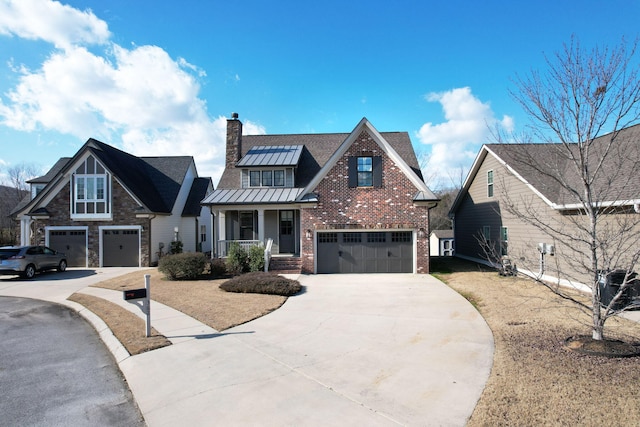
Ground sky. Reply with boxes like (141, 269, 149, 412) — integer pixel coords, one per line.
(0, 0, 639, 191)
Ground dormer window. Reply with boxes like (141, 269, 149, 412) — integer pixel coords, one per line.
(243, 168, 293, 188)
(71, 155, 111, 219)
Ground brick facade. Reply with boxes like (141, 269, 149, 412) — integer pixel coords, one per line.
(24, 179, 150, 267)
(300, 131, 430, 273)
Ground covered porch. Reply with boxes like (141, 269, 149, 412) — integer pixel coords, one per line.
(213, 208, 301, 257)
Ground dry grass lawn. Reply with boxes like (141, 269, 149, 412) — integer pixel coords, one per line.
(89, 269, 287, 331)
(68, 293, 171, 355)
(432, 257, 640, 426)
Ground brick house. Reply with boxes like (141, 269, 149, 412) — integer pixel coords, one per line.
(202, 114, 439, 274)
(12, 138, 213, 267)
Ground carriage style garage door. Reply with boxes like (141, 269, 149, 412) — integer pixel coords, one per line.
(49, 229, 87, 267)
(317, 231, 413, 273)
(102, 229, 140, 267)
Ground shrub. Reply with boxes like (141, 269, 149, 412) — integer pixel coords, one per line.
(158, 252, 207, 280)
(226, 242, 248, 276)
(220, 272, 302, 296)
(248, 244, 265, 272)
(169, 240, 183, 254)
(209, 258, 228, 278)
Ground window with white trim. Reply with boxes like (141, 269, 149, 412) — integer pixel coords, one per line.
(500, 226, 508, 255)
(71, 155, 111, 219)
(487, 170, 494, 197)
(245, 168, 290, 187)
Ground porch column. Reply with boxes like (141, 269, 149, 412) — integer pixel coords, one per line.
(218, 210, 226, 257)
(257, 208, 265, 244)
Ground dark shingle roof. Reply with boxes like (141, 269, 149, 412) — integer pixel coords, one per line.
(18, 138, 210, 216)
(182, 177, 212, 216)
(485, 123, 640, 207)
(217, 131, 423, 190)
(27, 158, 71, 184)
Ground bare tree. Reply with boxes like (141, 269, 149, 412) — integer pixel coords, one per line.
(501, 36, 640, 340)
(0, 163, 39, 245)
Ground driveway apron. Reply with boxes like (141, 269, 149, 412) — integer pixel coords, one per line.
(122, 274, 494, 426)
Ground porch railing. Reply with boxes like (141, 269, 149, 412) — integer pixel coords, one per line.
(217, 240, 262, 257)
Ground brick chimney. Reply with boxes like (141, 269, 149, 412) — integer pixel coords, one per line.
(226, 112, 243, 166)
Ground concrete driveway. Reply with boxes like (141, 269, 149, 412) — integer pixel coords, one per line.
(121, 274, 494, 426)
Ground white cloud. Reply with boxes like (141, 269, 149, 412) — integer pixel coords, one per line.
(0, 0, 110, 49)
(0, 0, 265, 185)
(417, 87, 513, 189)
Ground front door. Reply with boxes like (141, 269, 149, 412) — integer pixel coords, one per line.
(279, 210, 295, 253)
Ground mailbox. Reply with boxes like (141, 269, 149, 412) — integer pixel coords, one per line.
(123, 288, 147, 300)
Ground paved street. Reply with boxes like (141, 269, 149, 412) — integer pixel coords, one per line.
(0, 296, 144, 426)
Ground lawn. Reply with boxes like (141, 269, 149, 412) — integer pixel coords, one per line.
(431, 257, 640, 426)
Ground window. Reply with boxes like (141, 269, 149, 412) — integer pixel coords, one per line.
(343, 233, 362, 243)
(249, 171, 261, 187)
(200, 225, 207, 242)
(247, 169, 286, 187)
(240, 212, 254, 240)
(482, 226, 491, 241)
(357, 157, 373, 187)
(367, 232, 386, 243)
(349, 156, 382, 188)
(318, 233, 337, 243)
(487, 170, 494, 197)
(262, 170, 273, 186)
(392, 232, 412, 242)
(501, 226, 508, 255)
(72, 155, 110, 218)
(274, 170, 285, 186)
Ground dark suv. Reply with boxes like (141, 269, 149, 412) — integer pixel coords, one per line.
(0, 246, 67, 279)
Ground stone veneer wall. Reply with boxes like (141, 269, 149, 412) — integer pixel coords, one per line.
(300, 130, 430, 273)
(28, 179, 150, 267)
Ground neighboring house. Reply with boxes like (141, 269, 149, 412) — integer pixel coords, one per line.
(429, 229, 454, 256)
(450, 125, 640, 286)
(202, 114, 439, 274)
(11, 138, 213, 268)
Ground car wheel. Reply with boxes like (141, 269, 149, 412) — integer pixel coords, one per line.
(58, 260, 67, 272)
(23, 264, 36, 279)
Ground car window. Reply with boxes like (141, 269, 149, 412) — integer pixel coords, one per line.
(43, 247, 54, 255)
(27, 247, 43, 255)
(0, 249, 20, 260)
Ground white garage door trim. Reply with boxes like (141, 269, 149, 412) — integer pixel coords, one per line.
(99, 225, 142, 267)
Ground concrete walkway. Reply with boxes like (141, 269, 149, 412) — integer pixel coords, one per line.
(0, 271, 494, 426)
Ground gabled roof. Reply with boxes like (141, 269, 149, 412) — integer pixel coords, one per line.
(431, 229, 454, 239)
(450, 124, 640, 214)
(27, 158, 71, 184)
(237, 145, 303, 167)
(211, 117, 438, 206)
(182, 177, 212, 216)
(16, 138, 211, 216)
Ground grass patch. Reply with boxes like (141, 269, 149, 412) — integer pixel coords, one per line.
(68, 293, 171, 355)
(438, 257, 640, 426)
(220, 272, 302, 296)
(92, 269, 287, 330)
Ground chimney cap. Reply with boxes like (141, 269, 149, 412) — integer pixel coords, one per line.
(231, 112, 239, 119)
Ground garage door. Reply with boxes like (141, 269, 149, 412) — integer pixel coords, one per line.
(102, 229, 140, 267)
(49, 229, 87, 267)
(317, 231, 413, 273)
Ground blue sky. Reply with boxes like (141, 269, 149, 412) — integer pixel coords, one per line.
(1, 0, 639, 190)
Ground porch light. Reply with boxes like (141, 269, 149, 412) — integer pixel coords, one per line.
(418, 228, 426, 238)
(305, 229, 312, 239)
(174, 227, 179, 241)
